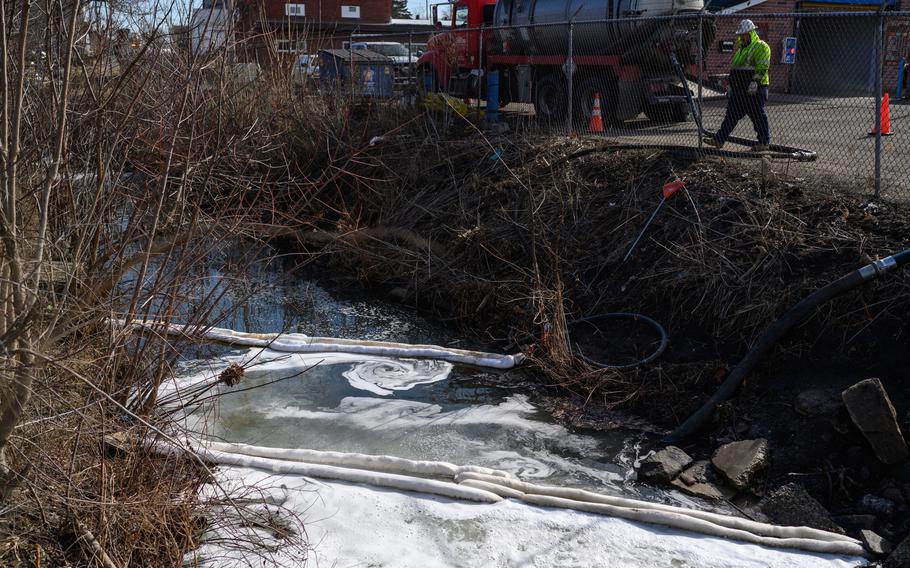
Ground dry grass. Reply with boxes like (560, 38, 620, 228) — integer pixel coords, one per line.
(0, 342, 205, 566)
(277, 127, 910, 422)
(0, 12, 351, 565)
(1, 335, 310, 567)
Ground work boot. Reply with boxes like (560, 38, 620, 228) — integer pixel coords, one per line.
(703, 136, 723, 148)
(751, 144, 770, 152)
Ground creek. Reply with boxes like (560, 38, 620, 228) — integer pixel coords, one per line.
(167, 260, 862, 568)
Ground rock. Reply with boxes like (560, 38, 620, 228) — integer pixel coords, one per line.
(833, 514, 877, 533)
(638, 446, 693, 484)
(671, 460, 736, 501)
(884, 533, 910, 568)
(712, 438, 769, 491)
(842, 378, 909, 465)
(860, 530, 892, 557)
(795, 389, 844, 417)
(759, 483, 841, 532)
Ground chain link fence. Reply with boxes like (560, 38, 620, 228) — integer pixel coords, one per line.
(264, 10, 910, 200)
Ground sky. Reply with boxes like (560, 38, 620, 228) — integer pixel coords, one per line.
(406, 0, 436, 20)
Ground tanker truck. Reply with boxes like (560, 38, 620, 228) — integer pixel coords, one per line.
(417, 0, 714, 124)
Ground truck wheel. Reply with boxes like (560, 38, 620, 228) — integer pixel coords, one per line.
(644, 102, 690, 123)
(573, 75, 617, 128)
(534, 74, 568, 124)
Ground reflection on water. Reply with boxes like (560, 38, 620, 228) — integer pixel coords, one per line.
(206, 256, 466, 345)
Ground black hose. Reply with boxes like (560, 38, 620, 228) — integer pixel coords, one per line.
(551, 141, 815, 172)
(569, 313, 669, 370)
(664, 250, 910, 443)
(507, 313, 669, 370)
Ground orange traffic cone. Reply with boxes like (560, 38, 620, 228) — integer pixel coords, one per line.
(589, 91, 605, 133)
(870, 92, 895, 136)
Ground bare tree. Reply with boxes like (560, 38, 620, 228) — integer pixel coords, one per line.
(0, 0, 83, 473)
(0, 0, 317, 562)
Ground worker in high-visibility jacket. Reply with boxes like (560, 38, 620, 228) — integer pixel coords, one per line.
(704, 20, 771, 152)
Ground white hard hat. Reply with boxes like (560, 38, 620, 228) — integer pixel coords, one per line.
(736, 19, 757, 35)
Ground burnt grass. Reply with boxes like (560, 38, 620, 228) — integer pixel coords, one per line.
(280, 130, 910, 541)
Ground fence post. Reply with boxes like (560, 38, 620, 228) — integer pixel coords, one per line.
(349, 32, 355, 101)
(567, 21, 574, 133)
(697, 12, 704, 149)
(874, 8, 885, 198)
(409, 30, 414, 92)
(478, 26, 484, 114)
(898, 56, 906, 100)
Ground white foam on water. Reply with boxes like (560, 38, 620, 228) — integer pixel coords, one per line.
(172, 348, 864, 567)
(342, 359, 453, 395)
(255, 394, 626, 487)
(261, 394, 555, 432)
(163, 348, 453, 399)
(191, 467, 864, 568)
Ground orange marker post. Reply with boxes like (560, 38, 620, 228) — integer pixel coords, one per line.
(870, 92, 895, 136)
(589, 91, 605, 133)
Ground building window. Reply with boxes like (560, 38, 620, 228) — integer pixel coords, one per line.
(285, 3, 305, 16)
(341, 5, 360, 18)
(276, 39, 307, 53)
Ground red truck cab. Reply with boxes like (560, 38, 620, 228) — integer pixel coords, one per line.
(418, 0, 495, 93)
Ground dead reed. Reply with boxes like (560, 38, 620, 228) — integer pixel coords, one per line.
(282, 128, 910, 420)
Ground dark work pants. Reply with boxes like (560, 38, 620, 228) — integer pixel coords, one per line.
(714, 86, 770, 146)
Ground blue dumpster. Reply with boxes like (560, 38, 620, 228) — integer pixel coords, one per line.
(319, 49, 394, 98)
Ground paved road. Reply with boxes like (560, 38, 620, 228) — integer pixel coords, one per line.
(503, 96, 910, 200)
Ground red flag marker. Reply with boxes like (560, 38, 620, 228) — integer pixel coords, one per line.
(623, 180, 686, 263)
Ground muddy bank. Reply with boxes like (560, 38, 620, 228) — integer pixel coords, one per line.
(274, 132, 910, 556)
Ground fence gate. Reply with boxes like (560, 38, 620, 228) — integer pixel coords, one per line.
(791, 14, 877, 96)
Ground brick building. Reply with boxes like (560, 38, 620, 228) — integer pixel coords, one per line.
(706, 0, 906, 95)
(233, 0, 433, 60)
